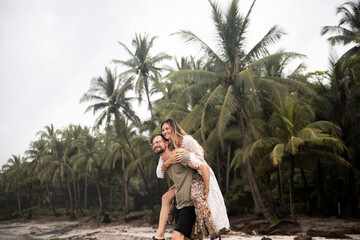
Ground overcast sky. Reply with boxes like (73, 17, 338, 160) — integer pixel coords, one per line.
(0, 0, 345, 167)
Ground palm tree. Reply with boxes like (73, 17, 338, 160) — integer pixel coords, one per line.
(320, 2, 360, 213)
(321, 0, 360, 60)
(72, 127, 104, 214)
(103, 124, 133, 213)
(242, 93, 347, 220)
(63, 125, 86, 216)
(113, 33, 171, 117)
(81, 67, 154, 208)
(309, 52, 360, 216)
(40, 133, 76, 219)
(169, 0, 288, 222)
(2, 155, 26, 217)
(80, 67, 139, 129)
(26, 137, 61, 216)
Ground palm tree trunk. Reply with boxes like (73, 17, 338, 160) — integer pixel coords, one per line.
(343, 164, 359, 217)
(66, 179, 76, 219)
(124, 178, 129, 214)
(75, 174, 84, 216)
(94, 173, 104, 215)
(73, 180, 78, 213)
(17, 191, 22, 217)
(59, 178, 69, 215)
(46, 181, 59, 216)
(237, 109, 274, 223)
(84, 172, 88, 209)
(28, 184, 33, 211)
(108, 170, 113, 211)
(144, 79, 154, 118)
(300, 168, 311, 215)
(277, 164, 288, 214)
(289, 155, 296, 221)
(266, 172, 274, 216)
(226, 144, 231, 197)
(315, 160, 327, 215)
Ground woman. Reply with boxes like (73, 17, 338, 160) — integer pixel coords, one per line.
(153, 119, 230, 240)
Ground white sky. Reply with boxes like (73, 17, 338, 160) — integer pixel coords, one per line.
(0, 0, 346, 167)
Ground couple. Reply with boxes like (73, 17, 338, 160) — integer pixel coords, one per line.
(150, 119, 230, 240)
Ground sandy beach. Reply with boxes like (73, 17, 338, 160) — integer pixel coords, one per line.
(0, 216, 360, 240)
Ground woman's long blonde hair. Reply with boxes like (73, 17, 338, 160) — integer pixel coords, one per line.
(161, 119, 187, 148)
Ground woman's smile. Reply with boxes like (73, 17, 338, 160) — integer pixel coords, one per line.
(161, 123, 171, 139)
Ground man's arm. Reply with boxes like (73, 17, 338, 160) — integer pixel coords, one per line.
(187, 155, 210, 199)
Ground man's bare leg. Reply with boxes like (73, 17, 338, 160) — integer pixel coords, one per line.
(155, 188, 175, 239)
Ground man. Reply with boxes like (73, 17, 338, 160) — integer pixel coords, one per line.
(150, 134, 210, 240)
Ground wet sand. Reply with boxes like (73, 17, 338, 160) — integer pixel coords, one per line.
(0, 219, 359, 240)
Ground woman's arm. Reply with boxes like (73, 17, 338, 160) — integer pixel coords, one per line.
(187, 155, 210, 199)
(161, 152, 183, 170)
(182, 136, 205, 160)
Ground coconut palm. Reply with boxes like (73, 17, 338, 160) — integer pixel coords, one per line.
(113, 33, 171, 117)
(169, 0, 289, 222)
(103, 123, 134, 213)
(241, 93, 347, 220)
(40, 135, 76, 219)
(81, 67, 154, 207)
(321, 0, 360, 60)
(72, 127, 104, 214)
(2, 155, 26, 217)
(26, 137, 61, 216)
(80, 67, 139, 129)
(310, 52, 360, 216)
(63, 125, 86, 216)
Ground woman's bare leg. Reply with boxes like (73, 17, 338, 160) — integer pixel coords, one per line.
(155, 188, 175, 239)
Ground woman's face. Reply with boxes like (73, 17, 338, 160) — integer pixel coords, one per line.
(161, 123, 172, 140)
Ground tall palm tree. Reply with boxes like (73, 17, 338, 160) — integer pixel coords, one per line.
(2, 155, 26, 217)
(169, 0, 288, 222)
(319, 1, 360, 213)
(63, 124, 86, 216)
(310, 52, 360, 216)
(321, 0, 360, 60)
(81, 67, 153, 208)
(113, 33, 171, 117)
(80, 67, 139, 129)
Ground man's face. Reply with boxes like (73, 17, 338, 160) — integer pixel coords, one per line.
(151, 136, 166, 154)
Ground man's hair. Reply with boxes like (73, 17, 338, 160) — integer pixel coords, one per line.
(149, 134, 167, 144)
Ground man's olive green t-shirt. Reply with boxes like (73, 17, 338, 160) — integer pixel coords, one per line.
(165, 152, 196, 209)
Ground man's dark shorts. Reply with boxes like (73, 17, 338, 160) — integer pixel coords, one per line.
(174, 206, 196, 238)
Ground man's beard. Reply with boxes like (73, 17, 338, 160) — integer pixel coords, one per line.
(154, 146, 165, 154)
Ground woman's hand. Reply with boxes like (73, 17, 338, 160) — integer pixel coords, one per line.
(162, 152, 183, 170)
(167, 152, 182, 165)
(174, 148, 189, 154)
